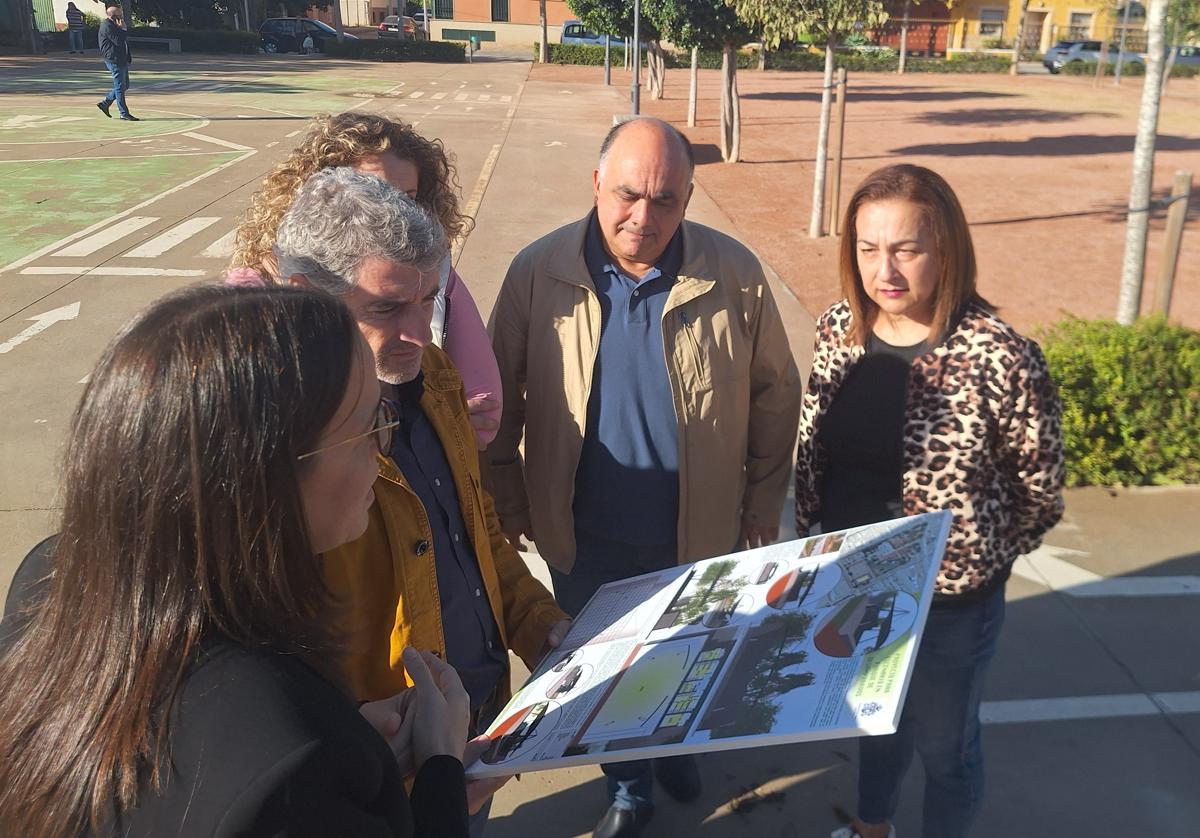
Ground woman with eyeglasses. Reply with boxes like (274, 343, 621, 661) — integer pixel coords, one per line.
(0, 285, 473, 837)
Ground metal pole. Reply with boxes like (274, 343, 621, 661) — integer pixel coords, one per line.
(242, 0, 251, 32)
(631, 0, 641, 115)
(1156, 170, 1193, 317)
(687, 45, 698, 127)
(1115, 1, 1133, 86)
(829, 68, 849, 236)
(424, 0, 430, 39)
(604, 35, 611, 85)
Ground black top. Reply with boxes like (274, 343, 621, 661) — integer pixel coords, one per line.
(817, 333, 927, 534)
(1, 541, 470, 838)
(388, 374, 506, 713)
(99, 19, 132, 65)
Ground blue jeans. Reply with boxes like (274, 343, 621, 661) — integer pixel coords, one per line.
(102, 60, 130, 117)
(856, 587, 1006, 838)
(68, 30, 84, 51)
(549, 531, 688, 811)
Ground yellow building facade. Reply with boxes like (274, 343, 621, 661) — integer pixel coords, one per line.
(948, 0, 1145, 53)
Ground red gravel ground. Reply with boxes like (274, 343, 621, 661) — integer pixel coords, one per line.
(532, 63, 1200, 334)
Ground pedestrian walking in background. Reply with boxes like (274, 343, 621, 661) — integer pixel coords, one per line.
(795, 164, 1065, 838)
(65, 2, 85, 54)
(96, 3, 137, 121)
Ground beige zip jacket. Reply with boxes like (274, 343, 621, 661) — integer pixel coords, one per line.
(488, 215, 802, 573)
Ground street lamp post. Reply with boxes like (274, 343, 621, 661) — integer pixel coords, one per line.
(631, 0, 641, 114)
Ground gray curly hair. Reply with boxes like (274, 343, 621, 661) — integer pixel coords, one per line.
(273, 166, 447, 295)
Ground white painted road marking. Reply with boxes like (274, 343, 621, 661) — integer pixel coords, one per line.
(431, 92, 447, 100)
(21, 267, 207, 277)
(455, 93, 468, 101)
(409, 91, 424, 99)
(125, 217, 221, 258)
(981, 691, 1200, 724)
(1013, 546, 1200, 596)
(181, 131, 252, 152)
(0, 302, 80, 355)
(54, 217, 157, 257)
(201, 229, 238, 259)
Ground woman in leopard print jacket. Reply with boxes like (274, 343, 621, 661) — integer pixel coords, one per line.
(799, 165, 1064, 838)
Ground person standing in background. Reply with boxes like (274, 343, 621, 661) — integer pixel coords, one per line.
(97, 3, 137, 121)
(65, 2, 85, 54)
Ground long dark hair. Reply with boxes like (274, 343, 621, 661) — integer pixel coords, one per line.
(0, 284, 359, 837)
(839, 164, 991, 345)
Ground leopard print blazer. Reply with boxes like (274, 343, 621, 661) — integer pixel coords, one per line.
(795, 300, 1066, 596)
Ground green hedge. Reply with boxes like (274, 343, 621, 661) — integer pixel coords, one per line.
(537, 42, 757, 69)
(1040, 317, 1200, 486)
(536, 42, 609, 65)
(43, 26, 259, 53)
(767, 50, 1013, 73)
(326, 38, 464, 62)
(1060, 59, 1200, 78)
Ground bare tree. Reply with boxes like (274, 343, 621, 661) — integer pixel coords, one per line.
(1117, 0, 1169, 324)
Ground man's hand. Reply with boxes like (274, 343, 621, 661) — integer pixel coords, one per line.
(466, 396, 500, 449)
(502, 522, 535, 552)
(740, 520, 779, 550)
(462, 736, 515, 814)
(537, 619, 572, 659)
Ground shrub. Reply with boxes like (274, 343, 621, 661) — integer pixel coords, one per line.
(44, 26, 259, 53)
(538, 42, 608, 65)
(537, 42, 757, 69)
(326, 38, 464, 62)
(1039, 317, 1200, 486)
(764, 49, 1012, 73)
(1059, 59, 1199, 78)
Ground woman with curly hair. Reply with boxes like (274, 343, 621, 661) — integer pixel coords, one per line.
(229, 111, 501, 449)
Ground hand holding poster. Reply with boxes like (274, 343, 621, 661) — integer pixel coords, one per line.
(466, 510, 952, 779)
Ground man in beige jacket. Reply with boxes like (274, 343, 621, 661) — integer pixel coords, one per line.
(488, 118, 801, 838)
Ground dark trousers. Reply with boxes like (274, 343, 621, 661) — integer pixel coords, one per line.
(856, 587, 1007, 838)
(549, 531, 695, 811)
(102, 59, 130, 117)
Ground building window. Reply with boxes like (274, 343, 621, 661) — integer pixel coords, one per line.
(978, 8, 1006, 39)
(1068, 12, 1093, 39)
(434, 0, 454, 19)
(491, 0, 508, 22)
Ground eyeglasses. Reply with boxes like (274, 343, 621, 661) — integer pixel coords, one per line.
(297, 398, 401, 462)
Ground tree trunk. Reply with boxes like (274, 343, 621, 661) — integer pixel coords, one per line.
(330, 0, 345, 41)
(759, 42, 767, 71)
(898, 0, 910, 74)
(1095, 37, 1109, 85)
(539, 1, 548, 64)
(730, 52, 741, 163)
(1161, 45, 1178, 95)
(646, 42, 666, 100)
(1010, 0, 1029, 75)
(809, 43, 836, 238)
(720, 47, 732, 162)
(1117, 0, 1168, 325)
(688, 46, 699, 127)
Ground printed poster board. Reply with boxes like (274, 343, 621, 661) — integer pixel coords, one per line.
(465, 510, 952, 778)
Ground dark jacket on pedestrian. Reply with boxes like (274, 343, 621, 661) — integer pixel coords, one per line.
(0, 542, 470, 838)
(99, 18, 131, 65)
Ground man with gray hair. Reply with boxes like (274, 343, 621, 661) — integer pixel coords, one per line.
(488, 118, 802, 838)
(275, 167, 571, 834)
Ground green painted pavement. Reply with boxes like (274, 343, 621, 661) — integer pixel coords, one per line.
(0, 152, 240, 267)
(0, 103, 204, 143)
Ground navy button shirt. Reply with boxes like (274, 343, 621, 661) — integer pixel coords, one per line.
(388, 374, 506, 712)
(573, 211, 683, 549)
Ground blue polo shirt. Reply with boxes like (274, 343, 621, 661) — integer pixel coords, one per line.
(388, 374, 506, 712)
(572, 212, 683, 549)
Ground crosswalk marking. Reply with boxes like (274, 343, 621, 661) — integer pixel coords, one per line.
(500, 95, 512, 103)
(455, 93, 468, 102)
(477, 93, 491, 102)
(201, 229, 238, 259)
(54, 217, 157, 257)
(409, 91, 424, 99)
(21, 267, 207, 277)
(431, 92, 447, 100)
(125, 217, 221, 258)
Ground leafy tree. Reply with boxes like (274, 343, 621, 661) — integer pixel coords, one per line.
(644, 0, 754, 161)
(568, 0, 668, 98)
(730, 0, 888, 236)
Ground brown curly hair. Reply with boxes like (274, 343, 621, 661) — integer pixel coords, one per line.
(230, 112, 473, 276)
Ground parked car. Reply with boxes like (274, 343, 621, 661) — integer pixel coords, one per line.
(378, 14, 426, 41)
(1166, 44, 1200, 66)
(1043, 39, 1144, 73)
(259, 18, 358, 54)
(560, 19, 627, 47)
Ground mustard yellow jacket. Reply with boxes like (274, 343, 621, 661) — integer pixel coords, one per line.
(488, 216, 803, 573)
(323, 346, 568, 704)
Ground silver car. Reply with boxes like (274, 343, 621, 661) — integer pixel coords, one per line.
(1043, 39, 1144, 74)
